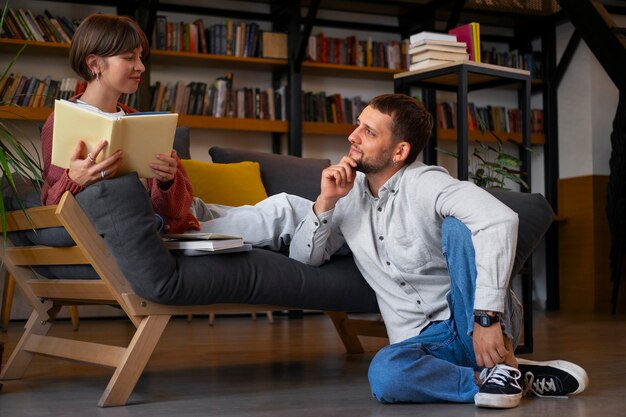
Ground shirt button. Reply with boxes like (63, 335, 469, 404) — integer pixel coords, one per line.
(314, 222, 319, 226)
(428, 314, 433, 319)
(307, 244, 311, 248)
(400, 282, 406, 286)
(417, 300, 421, 304)
(386, 261, 390, 266)
(377, 207, 382, 212)
(379, 236, 384, 240)
(322, 219, 327, 224)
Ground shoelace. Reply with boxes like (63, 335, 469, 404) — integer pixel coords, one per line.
(524, 373, 568, 398)
(481, 364, 522, 387)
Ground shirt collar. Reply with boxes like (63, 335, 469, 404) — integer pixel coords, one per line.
(359, 165, 409, 199)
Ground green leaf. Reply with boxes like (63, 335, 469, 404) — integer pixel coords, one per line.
(495, 153, 522, 167)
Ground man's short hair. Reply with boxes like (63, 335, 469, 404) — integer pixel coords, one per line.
(368, 93, 434, 165)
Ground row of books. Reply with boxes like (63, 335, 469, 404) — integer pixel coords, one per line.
(306, 33, 407, 69)
(152, 16, 287, 59)
(0, 74, 86, 108)
(1, 8, 78, 43)
(482, 49, 543, 80)
(437, 101, 544, 133)
(302, 92, 367, 125)
(150, 74, 287, 121)
(0, 74, 138, 109)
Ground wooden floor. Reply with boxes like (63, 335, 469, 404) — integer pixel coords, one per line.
(0, 310, 624, 416)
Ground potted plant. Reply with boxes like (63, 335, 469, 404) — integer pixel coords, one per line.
(0, 3, 44, 239)
(436, 131, 530, 191)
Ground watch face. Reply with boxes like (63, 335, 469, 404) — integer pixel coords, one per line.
(479, 315, 491, 327)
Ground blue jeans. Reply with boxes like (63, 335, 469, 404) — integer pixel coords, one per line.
(368, 217, 522, 404)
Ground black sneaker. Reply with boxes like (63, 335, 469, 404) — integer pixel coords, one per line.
(518, 358, 589, 397)
(475, 364, 523, 408)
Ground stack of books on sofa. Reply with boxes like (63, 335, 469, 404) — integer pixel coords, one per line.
(408, 31, 469, 71)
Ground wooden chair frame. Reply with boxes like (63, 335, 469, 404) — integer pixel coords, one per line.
(0, 191, 387, 407)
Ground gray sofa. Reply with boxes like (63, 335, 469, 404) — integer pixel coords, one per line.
(3, 134, 554, 315)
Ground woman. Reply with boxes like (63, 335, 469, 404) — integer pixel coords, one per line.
(41, 13, 199, 233)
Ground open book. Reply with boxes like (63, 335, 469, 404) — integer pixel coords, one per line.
(162, 232, 245, 252)
(51, 99, 179, 178)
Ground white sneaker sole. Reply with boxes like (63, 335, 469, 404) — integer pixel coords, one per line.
(517, 358, 589, 395)
(475, 392, 522, 409)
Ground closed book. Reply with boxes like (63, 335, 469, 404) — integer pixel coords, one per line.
(162, 232, 244, 251)
(448, 22, 480, 62)
(51, 99, 178, 178)
(409, 31, 457, 45)
(408, 42, 468, 55)
(410, 50, 468, 64)
(261, 32, 287, 59)
(409, 59, 460, 71)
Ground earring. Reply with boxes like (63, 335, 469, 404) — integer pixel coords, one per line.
(93, 71, 100, 81)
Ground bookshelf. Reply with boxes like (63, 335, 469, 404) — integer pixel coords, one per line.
(395, 60, 535, 186)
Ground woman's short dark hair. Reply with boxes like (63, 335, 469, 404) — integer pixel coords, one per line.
(69, 13, 149, 81)
(368, 93, 434, 165)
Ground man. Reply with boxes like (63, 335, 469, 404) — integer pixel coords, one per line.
(285, 93, 588, 408)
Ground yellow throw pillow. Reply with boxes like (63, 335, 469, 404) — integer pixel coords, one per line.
(180, 159, 268, 206)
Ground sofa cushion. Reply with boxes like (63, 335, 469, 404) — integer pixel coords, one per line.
(209, 146, 330, 202)
(180, 159, 268, 206)
(75, 173, 379, 311)
(487, 189, 554, 276)
(173, 126, 191, 159)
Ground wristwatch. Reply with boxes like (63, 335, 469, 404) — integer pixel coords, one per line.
(474, 310, 501, 327)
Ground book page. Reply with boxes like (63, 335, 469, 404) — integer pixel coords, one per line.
(117, 113, 178, 178)
(51, 100, 178, 178)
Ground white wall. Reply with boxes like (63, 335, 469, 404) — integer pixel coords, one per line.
(557, 20, 620, 179)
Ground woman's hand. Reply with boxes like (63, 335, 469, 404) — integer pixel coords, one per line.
(150, 149, 178, 184)
(68, 140, 123, 185)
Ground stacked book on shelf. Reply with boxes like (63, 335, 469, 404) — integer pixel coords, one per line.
(407, 32, 468, 71)
(1, 8, 78, 43)
(0, 75, 89, 108)
(150, 73, 286, 121)
(306, 33, 407, 70)
(151, 15, 287, 59)
(448, 22, 481, 62)
(481, 49, 542, 80)
(0, 74, 137, 109)
(302, 91, 366, 125)
(437, 101, 544, 134)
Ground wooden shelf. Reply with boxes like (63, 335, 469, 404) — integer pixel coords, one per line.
(303, 61, 402, 80)
(303, 122, 355, 135)
(150, 50, 287, 71)
(395, 60, 531, 91)
(0, 106, 52, 121)
(0, 38, 69, 55)
(0, 39, 287, 71)
(177, 115, 288, 132)
(0, 107, 288, 133)
(437, 128, 545, 145)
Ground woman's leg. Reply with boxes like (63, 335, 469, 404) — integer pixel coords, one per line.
(192, 193, 313, 251)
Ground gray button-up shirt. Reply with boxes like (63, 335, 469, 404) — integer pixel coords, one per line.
(290, 161, 518, 344)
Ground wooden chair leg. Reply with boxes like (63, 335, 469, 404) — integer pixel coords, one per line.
(1, 273, 16, 332)
(98, 315, 170, 407)
(69, 306, 80, 331)
(1, 311, 53, 379)
(266, 311, 274, 324)
(324, 311, 365, 354)
(208, 312, 215, 326)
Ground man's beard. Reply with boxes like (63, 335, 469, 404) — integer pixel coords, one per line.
(354, 150, 393, 174)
